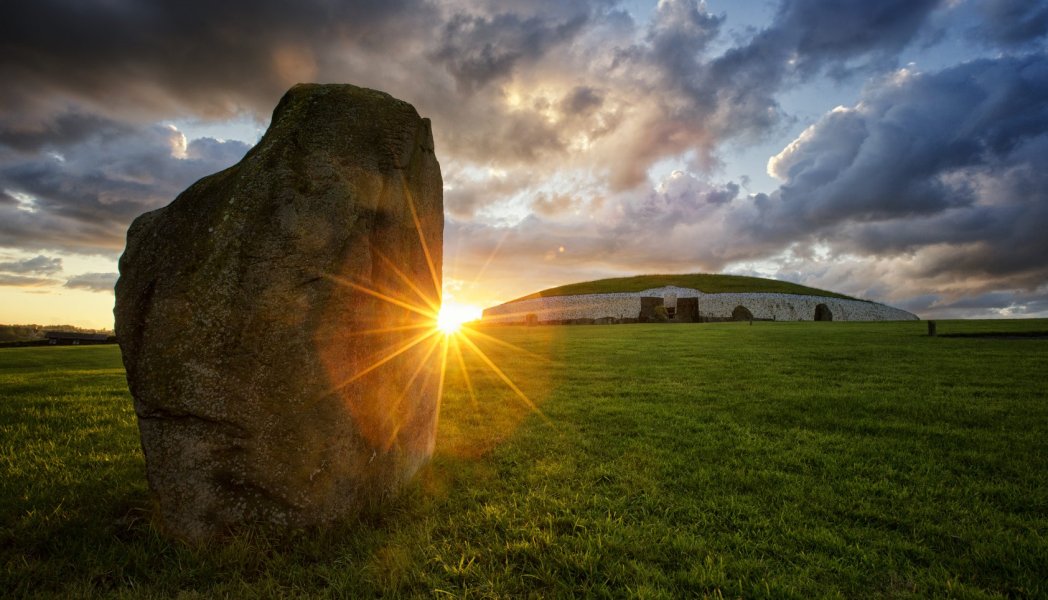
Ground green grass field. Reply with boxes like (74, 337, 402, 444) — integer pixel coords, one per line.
(509, 273, 861, 302)
(3, 320, 1047, 598)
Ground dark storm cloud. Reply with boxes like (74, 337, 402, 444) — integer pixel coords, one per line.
(432, 11, 589, 92)
(601, 0, 945, 187)
(0, 126, 250, 253)
(0, 255, 62, 275)
(898, 288, 1048, 319)
(750, 53, 1048, 291)
(773, 0, 943, 74)
(0, 0, 949, 197)
(0, 0, 431, 120)
(0, 112, 132, 153)
(64, 272, 118, 293)
(971, 0, 1048, 47)
(0, 0, 598, 255)
(702, 0, 943, 117)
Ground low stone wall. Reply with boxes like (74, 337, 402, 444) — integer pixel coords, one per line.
(482, 286, 918, 324)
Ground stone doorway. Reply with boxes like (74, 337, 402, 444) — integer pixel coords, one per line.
(814, 304, 833, 321)
(732, 305, 753, 321)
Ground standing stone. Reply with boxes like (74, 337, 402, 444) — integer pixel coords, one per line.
(115, 84, 443, 541)
(675, 297, 699, 322)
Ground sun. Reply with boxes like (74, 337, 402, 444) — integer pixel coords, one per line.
(436, 302, 482, 335)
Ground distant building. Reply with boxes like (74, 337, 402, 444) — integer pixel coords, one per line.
(482, 286, 918, 325)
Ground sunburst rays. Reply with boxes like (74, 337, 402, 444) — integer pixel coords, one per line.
(325, 280, 545, 424)
(322, 189, 545, 450)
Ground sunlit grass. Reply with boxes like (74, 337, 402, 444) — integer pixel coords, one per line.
(2, 320, 1047, 597)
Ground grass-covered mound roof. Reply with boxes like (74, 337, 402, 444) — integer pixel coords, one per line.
(510, 273, 861, 303)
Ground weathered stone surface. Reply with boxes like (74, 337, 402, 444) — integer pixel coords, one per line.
(638, 296, 663, 322)
(115, 84, 443, 541)
(675, 297, 699, 322)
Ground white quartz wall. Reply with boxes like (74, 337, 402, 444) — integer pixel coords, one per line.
(482, 286, 917, 323)
(481, 293, 642, 323)
(687, 292, 917, 321)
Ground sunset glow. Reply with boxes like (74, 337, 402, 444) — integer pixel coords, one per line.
(3, 0, 1048, 328)
(436, 302, 482, 335)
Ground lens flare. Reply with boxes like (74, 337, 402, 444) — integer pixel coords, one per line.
(437, 302, 482, 335)
(319, 188, 544, 456)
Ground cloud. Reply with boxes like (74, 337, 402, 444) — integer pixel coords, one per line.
(444, 51, 1048, 318)
(0, 254, 62, 275)
(185, 137, 254, 165)
(0, 124, 250, 253)
(0, 253, 63, 288)
(0, 111, 130, 153)
(646, 0, 724, 76)
(0, 0, 434, 121)
(0, 0, 1040, 320)
(559, 86, 604, 116)
(432, 10, 589, 93)
(707, 0, 941, 120)
(588, 0, 945, 187)
(745, 53, 1048, 301)
(64, 272, 118, 293)
(443, 165, 538, 219)
(0, 0, 949, 194)
(0, 274, 60, 288)
(444, 169, 758, 299)
(970, 0, 1048, 48)
(772, 0, 943, 74)
(530, 193, 580, 216)
(898, 287, 1048, 319)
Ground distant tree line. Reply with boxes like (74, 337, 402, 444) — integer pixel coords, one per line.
(0, 324, 115, 343)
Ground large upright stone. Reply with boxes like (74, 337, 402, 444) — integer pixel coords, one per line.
(115, 84, 443, 541)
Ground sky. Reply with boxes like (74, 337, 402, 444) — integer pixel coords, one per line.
(2, 0, 1047, 328)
